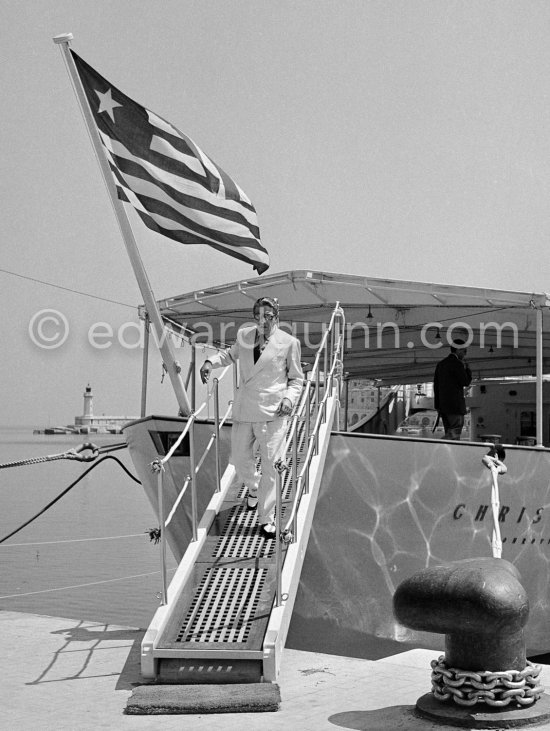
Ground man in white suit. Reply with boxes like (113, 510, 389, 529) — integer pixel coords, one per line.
(200, 297, 304, 536)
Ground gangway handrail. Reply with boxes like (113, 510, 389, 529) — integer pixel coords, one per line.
(158, 402, 206, 465)
(194, 398, 232, 475)
(164, 476, 191, 527)
(273, 303, 345, 606)
(150, 363, 233, 604)
(276, 305, 345, 501)
(160, 398, 232, 528)
(278, 304, 345, 462)
(154, 364, 231, 469)
(281, 343, 344, 537)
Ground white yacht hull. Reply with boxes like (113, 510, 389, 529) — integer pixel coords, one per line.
(292, 432, 550, 656)
(124, 417, 550, 657)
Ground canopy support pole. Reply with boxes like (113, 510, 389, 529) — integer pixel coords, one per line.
(190, 344, 196, 411)
(53, 32, 192, 417)
(536, 307, 543, 446)
(343, 375, 349, 431)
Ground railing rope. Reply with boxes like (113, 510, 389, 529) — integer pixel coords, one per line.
(165, 476, 191, 527)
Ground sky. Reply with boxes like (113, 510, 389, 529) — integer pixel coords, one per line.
(1, 0, 550, 426)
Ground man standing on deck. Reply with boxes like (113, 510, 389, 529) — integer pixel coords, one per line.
(199, 297, 303, 536)
(433, 340, 472, 440)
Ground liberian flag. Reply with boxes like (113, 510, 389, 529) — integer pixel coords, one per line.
(72, 52, 269, 274)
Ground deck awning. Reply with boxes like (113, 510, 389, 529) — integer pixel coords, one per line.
(153, 270, 550, 385)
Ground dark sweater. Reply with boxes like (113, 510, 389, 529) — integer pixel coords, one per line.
(434, 354, 472, 414)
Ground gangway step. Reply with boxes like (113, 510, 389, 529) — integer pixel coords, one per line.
(156, 556, 277, 684)
(156, 658, 263, 684)
(158, 557, 279, 651)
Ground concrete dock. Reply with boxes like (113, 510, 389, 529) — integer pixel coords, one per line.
(4, 610, 550, 730)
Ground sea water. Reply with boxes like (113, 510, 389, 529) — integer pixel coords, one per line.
(0, 427, 176, 629)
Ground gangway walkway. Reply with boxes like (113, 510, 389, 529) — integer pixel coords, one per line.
(154, 419, 309, 683)
(140, 304, 344, 684)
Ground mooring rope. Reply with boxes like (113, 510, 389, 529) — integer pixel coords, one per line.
(0, 533, 147, 547)
(0, 568, 177, 600)
(0, 449, 93, 469)
(0, 441, 129, 470)
(482, 450, 507, 559)
(0, 455, 141, 544)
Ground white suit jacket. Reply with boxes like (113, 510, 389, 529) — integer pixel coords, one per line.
(208, 325, 304, 422)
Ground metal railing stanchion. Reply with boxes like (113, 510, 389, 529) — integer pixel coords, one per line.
(214, 378, 221, 492)
(275, 469, 283, 606)
(314, 365, 321, 454)
(305, 380, 312, 444)
(157, 467, 168, 605)
(323, 338, 328, 400)
(292, 416, 298, 541)
(304, 383, 312, 493)
(189, 419, 198, 541)
(314, 370, 320, 427)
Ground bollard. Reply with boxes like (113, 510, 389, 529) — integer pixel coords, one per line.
(394, 558, 528, 671)
(393, 557, 550, 728)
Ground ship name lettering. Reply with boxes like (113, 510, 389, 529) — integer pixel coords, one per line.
(475, 505, 490, 521)
(499, 505, 510, 521)
(453, 504, 465, 519)
(533, 507, 544, 524)
(452, 504, 544, 524)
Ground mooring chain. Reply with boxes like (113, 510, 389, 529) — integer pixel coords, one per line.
(430, 656, 544, 707)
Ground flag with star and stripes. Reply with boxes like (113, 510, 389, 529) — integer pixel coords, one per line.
(71, 51, 269, 274)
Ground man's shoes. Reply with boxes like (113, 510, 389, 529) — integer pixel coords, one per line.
(247, 495, 258, 510)
(261, 522, 276, 536)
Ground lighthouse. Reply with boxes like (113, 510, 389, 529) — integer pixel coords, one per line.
(69, 384, 138, 433)
(82, 383, 94, 423)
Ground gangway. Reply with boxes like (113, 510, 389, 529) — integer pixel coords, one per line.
(137, 304, 344, 684)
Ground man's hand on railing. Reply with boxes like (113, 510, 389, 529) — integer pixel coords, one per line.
(274, 458, 289, 473)
(276, 397, 293, 417)
(200, 360, 212, 384)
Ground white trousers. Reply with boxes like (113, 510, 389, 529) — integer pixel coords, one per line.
(231, 419, 288, 524)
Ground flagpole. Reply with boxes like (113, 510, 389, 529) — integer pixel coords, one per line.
(53, 33, 192, 417)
